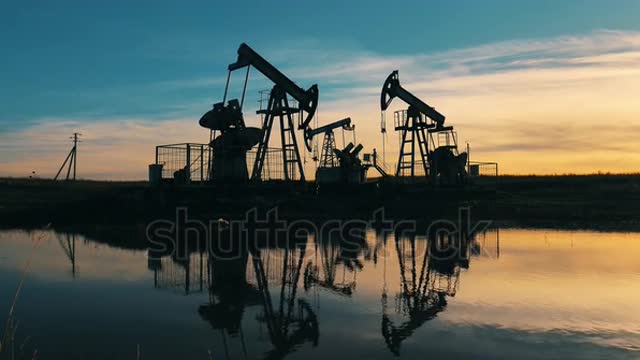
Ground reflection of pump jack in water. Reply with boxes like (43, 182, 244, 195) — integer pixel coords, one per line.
(198, 243, 257, 358)
(381, 231, 471, 356)
(303, 234, 363, 297)
(252, 246, 319, 359)
(199, 239, 318, 360)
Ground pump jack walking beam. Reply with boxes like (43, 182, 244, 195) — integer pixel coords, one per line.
(224, 43, 318, 182)
(303, 117, 352, 151)
(381, 71, 445, 129)
(229, 43, 319, 130)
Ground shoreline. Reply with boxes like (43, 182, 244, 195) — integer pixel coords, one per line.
(1, 175, 639, 231)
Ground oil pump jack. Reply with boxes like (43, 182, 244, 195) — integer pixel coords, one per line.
(304, 118, 369, 184)
(200, 43, 318, 182)
(381, 71, 468, 184)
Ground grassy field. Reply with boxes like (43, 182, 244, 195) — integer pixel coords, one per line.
(1, 175, 639, 230)
(0, 178, 151, 227)
(495, 174, 640, 229)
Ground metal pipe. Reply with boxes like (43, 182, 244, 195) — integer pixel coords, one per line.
(240, 65, 251, 109)
(222, 71, 231, 103)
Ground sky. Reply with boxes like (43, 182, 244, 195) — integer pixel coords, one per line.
(1, 0, 640, 179)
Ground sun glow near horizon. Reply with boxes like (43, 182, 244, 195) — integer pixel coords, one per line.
(2, 30, 640, 179)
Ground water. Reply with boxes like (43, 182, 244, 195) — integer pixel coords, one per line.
(0, 228, 639, 359)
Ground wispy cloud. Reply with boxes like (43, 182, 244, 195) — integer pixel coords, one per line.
(280, 30, 640, 94)
(2, 30, 640, 178)
(274, 30, 640, 174)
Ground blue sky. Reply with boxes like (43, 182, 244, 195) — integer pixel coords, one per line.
(2, 0, 640, 178)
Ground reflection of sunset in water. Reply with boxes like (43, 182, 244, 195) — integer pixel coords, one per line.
(0, 227, 638, 358)
(0, 230, 149, 281)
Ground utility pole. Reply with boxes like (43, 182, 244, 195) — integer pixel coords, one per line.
(54, 132, 82, 181)
(72, 132, 79, 180)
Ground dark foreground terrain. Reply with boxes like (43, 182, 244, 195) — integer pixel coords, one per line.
(495, 174, 640, 229)
(0, 174, 639, 230)
(1, 177, 639, 359)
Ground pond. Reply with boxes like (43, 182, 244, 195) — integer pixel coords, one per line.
(0, 227, 639, 359)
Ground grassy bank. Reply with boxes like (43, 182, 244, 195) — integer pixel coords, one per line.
(1, 175, 639, 230)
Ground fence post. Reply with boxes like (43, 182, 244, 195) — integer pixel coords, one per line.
(186, 143, 191, 184)
(200, 145, 204, 184)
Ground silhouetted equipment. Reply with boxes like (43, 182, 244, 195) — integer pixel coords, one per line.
(200, 99, 245, 131)
(304, 117, 352, 161)
(328, 142, 369, 184)
(380, 71, 468, 183)
(363, 148, 389, 178)
(148, 164, 163, 184)
(153, 45, 500, 187)
(303, 117, 369, 184)
(467, 159, 500, 179)
(230, 44, 319, 131)
(203, 42, 319, 182)
(430, 146, 468, 185)
(54, 132, 81, 181)
(381, 71, 445, 129)
(199, 94, 263, 182)
(153, 143, 210, 184)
